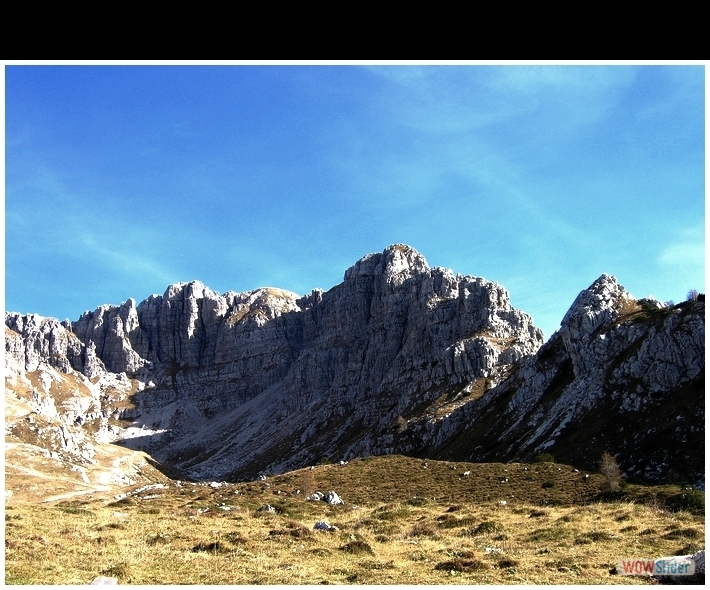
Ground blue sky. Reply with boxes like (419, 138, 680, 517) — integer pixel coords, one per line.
(4, 64, 705, 340)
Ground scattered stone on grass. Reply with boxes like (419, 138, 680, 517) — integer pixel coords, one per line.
(314, 521, 339, 532)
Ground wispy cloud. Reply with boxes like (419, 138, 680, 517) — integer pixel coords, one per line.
(658, 227, 705, 270)
(76, 232, 177, 287)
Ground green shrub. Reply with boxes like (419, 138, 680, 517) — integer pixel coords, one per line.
(668, 488, 705, 513)
(535, 453, 555, 463)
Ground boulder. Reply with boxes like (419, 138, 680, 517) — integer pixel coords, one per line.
(324, 491, 344, 505)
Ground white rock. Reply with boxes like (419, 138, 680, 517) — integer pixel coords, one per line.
(324, 491, 344, 505)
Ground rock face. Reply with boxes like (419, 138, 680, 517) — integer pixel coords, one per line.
(5, 246, 704, 487)
(427, 275, 704, 485)
(5, 245, 541, 480)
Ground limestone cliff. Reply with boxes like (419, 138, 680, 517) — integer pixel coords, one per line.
(426, 275, 704, 486)
(5, 247, 703, 486)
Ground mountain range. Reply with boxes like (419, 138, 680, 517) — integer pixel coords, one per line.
(5, 244, 704, 493)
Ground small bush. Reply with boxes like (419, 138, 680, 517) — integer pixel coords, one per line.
(542, 481, 556, 489)
(375, 505, 409, 521)
(394, 415, 408, 434)
(668, 488, 705, 513)
(299, 470, 318, 496)
(108, 497, 135, 507)
(535, 453, 555, 463)
(599, 451, 622, 492)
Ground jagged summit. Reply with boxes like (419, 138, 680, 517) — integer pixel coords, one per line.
(560, 274, 633, 336)
(344, 244, 429, 282)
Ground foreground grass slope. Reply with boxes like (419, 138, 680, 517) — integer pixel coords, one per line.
(5, 456, 704, 584)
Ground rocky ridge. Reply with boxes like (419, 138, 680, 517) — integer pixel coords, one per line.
(5, 245, 704, 487)
(426, 275, 704, 485)
(5, 245, 541, 481)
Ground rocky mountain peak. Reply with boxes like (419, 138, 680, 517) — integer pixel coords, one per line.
(163, 280, 209, 300)
(380, 244, 429, 285)
(561, 274, 632, 334)
(343, 243, 428, 282)
(558, 274, 635, 375)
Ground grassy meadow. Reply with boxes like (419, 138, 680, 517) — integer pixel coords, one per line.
(4, 456, 704, 584)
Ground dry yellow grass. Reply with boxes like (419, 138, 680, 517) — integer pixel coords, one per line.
(4, 457, 704, 584)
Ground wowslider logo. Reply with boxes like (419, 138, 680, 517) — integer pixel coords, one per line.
(617, 557, 695, 576)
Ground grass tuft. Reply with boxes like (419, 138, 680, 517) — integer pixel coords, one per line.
(191, 541, 230, 554)
(574, 530, 615, 544)
(435, 558, 488, 572)
(100, 562, 130, 581)
(339, 540, 374, 555)
(662, 527, 702, 540)
(471, 520, 503, 535)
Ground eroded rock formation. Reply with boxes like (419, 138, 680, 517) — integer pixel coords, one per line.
(5, 246, 704, 486)
(428, 275, 704, 485)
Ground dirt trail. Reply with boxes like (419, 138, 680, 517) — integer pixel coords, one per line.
(5, 442, 159, 504)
